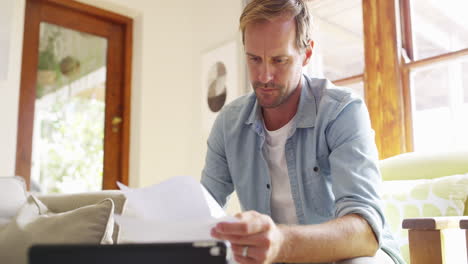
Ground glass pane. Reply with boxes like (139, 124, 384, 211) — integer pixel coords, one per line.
(32, 22, 107, 194)
(306, 0, 364, 80)
(411, 56, 468, 152)
(411, 0, 468, 60)
(348, 81, 364, 99)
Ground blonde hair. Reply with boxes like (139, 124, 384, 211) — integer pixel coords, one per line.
(240, 0, 312, 51)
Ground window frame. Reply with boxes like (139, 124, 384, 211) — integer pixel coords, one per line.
(359, 0, 468, 159)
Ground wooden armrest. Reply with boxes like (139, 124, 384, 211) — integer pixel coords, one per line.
(461, 219, 468, 262)
(461, 219, 468, 229)
(403, 216, 467, 230)
(402, 217, 468, 264)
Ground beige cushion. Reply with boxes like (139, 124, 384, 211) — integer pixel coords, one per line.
(37, 191, 126, 214)
(0, 177, 27, 224)
(0, 195, 114, 264)
(37, 190, 126, 243)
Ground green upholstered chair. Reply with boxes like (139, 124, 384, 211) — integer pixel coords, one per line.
(379, 151, 468, 264)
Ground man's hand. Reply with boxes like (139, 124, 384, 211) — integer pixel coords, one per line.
(211, 211, 284, 264)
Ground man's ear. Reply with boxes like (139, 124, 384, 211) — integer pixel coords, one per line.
(302, 40, 314, 66)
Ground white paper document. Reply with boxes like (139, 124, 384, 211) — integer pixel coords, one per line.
(115, 176, 237, 243)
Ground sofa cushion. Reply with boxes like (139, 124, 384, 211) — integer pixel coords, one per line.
(0, 176, 27, 224)
(381, 173, 468, 263)
(0, 195, 114, 264)
(37, 191, 127, 243)
(380, 151, 468, 181)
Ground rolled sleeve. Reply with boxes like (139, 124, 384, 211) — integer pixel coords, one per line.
(326, 99, 385, 247)
(201, 111, 234, 207)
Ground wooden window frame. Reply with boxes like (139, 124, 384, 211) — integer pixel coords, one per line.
(358, 0, 468, 159)
(330, 0, 408, 160)
(333, 74, 364, 87)
(362, 0, 406, 159)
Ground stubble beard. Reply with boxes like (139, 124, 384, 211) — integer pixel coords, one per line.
(252, 81, 291, 109)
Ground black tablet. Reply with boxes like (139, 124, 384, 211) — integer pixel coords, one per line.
(29, 241, 228, 264)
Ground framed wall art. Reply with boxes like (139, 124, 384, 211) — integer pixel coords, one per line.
(201, 41, 239, 133)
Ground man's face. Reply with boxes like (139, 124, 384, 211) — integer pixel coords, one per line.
(244, 17, 309, 109)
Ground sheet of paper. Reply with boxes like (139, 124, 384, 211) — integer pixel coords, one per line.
(117, 176, 212, 221)
(115, 176, 237, 243)
(201, 184, 227, 219)
(115, 215, 235, 243)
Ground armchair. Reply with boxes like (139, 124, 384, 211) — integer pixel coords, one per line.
(379, 151, 468, 264)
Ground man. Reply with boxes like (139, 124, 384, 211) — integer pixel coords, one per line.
(201, 0, 404, 263)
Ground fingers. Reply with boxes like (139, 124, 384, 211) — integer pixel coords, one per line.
(210, 211, 280, 264)
(211, 228, 271, 247)
(215, 211, 271, 235)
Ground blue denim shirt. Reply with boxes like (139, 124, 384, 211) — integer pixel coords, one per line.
(201, 75, 404, 264)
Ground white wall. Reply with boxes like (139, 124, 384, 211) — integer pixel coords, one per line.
(0, 0, 25, 177)
(189, 0, 245, 182)
(0, 0, 244, 194)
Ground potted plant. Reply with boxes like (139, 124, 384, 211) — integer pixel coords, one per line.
(37, 35, 59, 88)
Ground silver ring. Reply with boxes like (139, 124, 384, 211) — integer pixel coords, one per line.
(242, 246, 249, 257)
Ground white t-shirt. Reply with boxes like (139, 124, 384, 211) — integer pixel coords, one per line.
(263, 117, 298, 225)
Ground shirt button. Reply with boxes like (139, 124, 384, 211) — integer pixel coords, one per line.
(266, 184, 270, 189)
(313, 166, 319, 172)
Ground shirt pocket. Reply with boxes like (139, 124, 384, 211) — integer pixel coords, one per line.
(303, 161, 334, 217)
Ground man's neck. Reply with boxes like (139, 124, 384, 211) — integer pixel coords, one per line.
(262, 83, 302, 131)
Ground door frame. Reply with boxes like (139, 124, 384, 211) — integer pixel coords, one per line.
(16, 0, 133, 190)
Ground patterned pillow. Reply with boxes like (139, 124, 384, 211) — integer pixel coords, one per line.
(381, 173, 468, 263)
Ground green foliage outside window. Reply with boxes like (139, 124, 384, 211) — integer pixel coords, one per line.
(38, 97, 104, 193)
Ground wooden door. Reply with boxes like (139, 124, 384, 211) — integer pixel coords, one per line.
(16, 0, 132, 192)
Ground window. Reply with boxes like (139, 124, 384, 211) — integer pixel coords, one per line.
(411, 59, 468, 152)
(304, 0, 468, 158)
(31, 23, 108, 193)
(402, 0, 468, 152)
(306, 0, 365, 97)
(411, 0, 468, 60)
